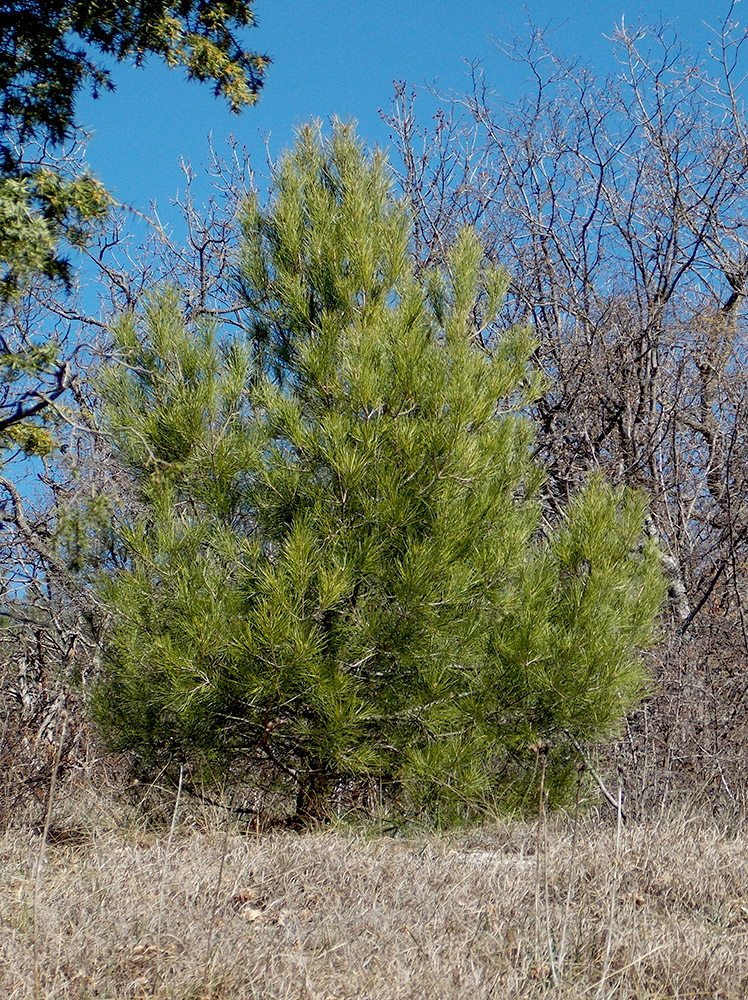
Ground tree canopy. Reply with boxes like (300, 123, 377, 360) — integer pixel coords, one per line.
(0, 0, 269, 448)
(0, 1, 268, 163)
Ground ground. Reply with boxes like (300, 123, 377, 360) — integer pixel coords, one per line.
(3, 789, 748, 999)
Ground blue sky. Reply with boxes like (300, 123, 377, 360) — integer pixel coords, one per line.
(77, 1, 735, 222)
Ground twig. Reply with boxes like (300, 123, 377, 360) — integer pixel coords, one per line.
(596, 769, 624, 999)
(202, 792, 234, 999)
(156, 763, 184, 984)
(567, 734, 627, 823)
(557, 762, 584, 979)
(33, 710, 68, 1000)
(534, 742, 557, 986)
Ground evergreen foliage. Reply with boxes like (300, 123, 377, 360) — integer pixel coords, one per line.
(96, 123, 665, 823)
(0, 169, 110, 296)
(0, 1, 268, 453)
(0, 1, 268, 157)
(0, 0, 268, 295)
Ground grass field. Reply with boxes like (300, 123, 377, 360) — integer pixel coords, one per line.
(3, 785, 748, 1000)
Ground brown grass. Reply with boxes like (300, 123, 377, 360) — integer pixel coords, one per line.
(3, 797, 748, 1000)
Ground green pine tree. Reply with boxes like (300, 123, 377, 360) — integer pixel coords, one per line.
(95, 123, 665, 824)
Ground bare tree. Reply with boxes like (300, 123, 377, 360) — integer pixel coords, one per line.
(383, 4, 748, 809)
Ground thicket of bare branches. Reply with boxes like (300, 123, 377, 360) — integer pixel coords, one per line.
(381, 4, 748, 810)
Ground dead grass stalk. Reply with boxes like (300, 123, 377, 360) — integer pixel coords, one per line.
(32, 710, 67, 1000)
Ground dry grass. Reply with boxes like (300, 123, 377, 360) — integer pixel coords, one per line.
(3, 796, 748, 1000)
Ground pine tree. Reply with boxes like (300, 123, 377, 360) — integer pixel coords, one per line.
(95, 123, 665, 823)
